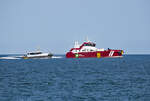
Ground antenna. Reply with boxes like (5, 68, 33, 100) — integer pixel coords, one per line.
(86, 36, 89, 42)
(74, 41, 79, 48)
(37, 46, 40, 52)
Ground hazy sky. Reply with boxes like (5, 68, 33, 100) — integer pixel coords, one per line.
(0, 0, 150, 54)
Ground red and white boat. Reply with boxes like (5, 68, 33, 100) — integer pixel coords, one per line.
(66, 39, 123, 58)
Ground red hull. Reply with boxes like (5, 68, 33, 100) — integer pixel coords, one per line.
(66, 50, 123, 58)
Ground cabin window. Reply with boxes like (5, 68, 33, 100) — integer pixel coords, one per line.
(82, 49, 85, 52)
(84, 43, 96, 47)
(29, 52, 42, 55)
(72, 50, 78, 53)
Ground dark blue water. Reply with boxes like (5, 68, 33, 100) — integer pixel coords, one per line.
(0, 55, 150, 101)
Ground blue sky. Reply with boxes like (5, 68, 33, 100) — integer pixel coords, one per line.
(0, 0, 150, 54)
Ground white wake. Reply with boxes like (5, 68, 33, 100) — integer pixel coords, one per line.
(0, 57, 20, 59)
(51, 56, 63, 58)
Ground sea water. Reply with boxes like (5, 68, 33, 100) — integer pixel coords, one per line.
(0, 55, 150, 101)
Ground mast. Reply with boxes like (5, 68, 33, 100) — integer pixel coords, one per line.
(74, 41, 80, 48)
(86, 36, 90, 42)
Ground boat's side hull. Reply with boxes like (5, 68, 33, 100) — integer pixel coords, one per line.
(23, 53, 53, 59)
(66, 50, 123, 58)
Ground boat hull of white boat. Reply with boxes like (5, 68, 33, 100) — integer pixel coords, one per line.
(23, 53, 53, 59)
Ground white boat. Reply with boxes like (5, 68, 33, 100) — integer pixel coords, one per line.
(23, 51, 53, 59)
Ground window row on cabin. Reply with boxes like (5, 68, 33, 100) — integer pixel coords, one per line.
(27, 52, 42, 55)
(84, 43, 96, 47)
(72, 49, 95, 53)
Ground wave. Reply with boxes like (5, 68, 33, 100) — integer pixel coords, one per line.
(0, 56, 63, 59)
(51, 56, 63, 58)
(0, 57, 20, 59)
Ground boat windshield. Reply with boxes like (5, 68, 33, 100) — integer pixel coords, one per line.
(84, 43, 96, 47)
(28, 52, 42, 55)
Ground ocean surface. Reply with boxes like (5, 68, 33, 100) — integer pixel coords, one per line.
(0, 55, 150, 101)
